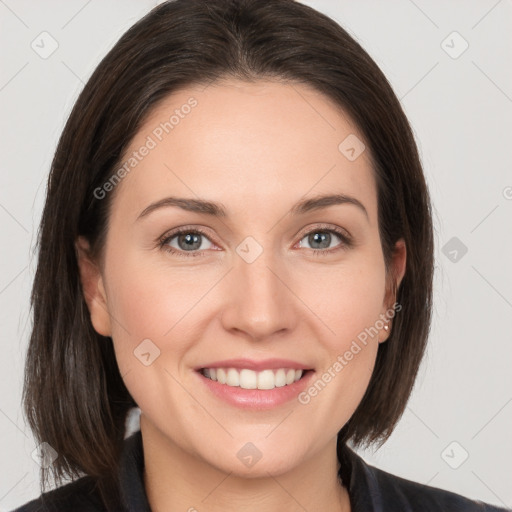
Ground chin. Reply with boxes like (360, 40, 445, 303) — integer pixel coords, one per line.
(202, 443, 303, 479)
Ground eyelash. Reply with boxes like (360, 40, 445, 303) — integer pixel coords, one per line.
(158, 224, 352, 258)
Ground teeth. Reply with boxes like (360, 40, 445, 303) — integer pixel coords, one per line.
(227, 368, 239, 387)
(238, 369, 258, 389)
(201, 367, 305, 390)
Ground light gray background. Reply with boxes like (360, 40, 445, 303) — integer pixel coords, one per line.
(1, 0, 511, 510)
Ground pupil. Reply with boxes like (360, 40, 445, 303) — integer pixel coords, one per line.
(179, 233, 200, 251)
(310, 232, 329, 249)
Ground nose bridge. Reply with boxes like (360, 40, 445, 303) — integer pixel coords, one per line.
(221, 236, 296, 339)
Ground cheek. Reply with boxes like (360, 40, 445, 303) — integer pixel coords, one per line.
(105, 240, 201, 330)
(294, 251, 385, 413)
(103, 256, 202, 416)
(103, 247, 223, 378)
(102, 251, 186, 367)
(293, 253, 386, 347)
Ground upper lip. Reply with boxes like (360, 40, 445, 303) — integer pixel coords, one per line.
(195, 358, 313, 372)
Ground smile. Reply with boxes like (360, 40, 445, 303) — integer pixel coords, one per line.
(200, 367, 306, 390)
(195, 367, 315, 410)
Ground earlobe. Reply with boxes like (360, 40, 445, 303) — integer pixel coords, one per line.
(75, 236, 112, 337)
(379, 238, 407, 343)
(379, 323, 390, 344)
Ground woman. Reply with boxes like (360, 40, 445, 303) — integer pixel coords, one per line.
(13, 0, 509, 511)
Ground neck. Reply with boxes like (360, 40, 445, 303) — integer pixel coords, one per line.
(140, 416, 351, 512)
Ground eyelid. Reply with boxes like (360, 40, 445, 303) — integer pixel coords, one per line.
(158, 224, 214, 241)
(294, 222, 352, 243)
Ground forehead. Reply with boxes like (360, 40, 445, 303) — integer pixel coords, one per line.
(111, 79, 377, 223)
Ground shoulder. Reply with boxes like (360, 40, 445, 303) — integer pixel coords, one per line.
(10, 476, 106, 512)
(368, 466, 506, 512)
(343, 446, 510, 512)
(372, 464, 509, 511)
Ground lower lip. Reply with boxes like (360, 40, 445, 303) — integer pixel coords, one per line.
(194, 369, 315, 410)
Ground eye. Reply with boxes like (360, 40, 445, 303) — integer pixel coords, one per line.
(158, 224, 352, 258)
(297, 225, 352, 255)
(159, 227, 215, 257)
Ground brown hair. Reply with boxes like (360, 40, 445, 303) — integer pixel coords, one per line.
(23, 0, 434, 508)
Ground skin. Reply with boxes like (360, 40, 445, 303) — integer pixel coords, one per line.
(77, 79, 406, 512)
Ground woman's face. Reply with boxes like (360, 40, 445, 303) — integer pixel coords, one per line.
(78, 79, 405, 477)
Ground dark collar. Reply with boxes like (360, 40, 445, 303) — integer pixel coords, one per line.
(118, 430, 374, 512)
(118, 430, 151, 511)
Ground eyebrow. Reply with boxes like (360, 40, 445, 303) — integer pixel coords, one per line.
(136, 193, 369, 221)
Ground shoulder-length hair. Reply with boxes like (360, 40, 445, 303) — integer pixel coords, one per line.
(23, 0, 434, 508)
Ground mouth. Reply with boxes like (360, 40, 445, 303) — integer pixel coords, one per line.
(193, 357, 316, 409)
(197, 367, 314, 391)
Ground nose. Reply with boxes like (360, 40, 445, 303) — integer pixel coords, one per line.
(220, 246, 298, 341)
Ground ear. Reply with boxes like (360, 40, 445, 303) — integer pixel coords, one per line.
(379, 238, 406, 343)
(75, 236, 112, 337)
